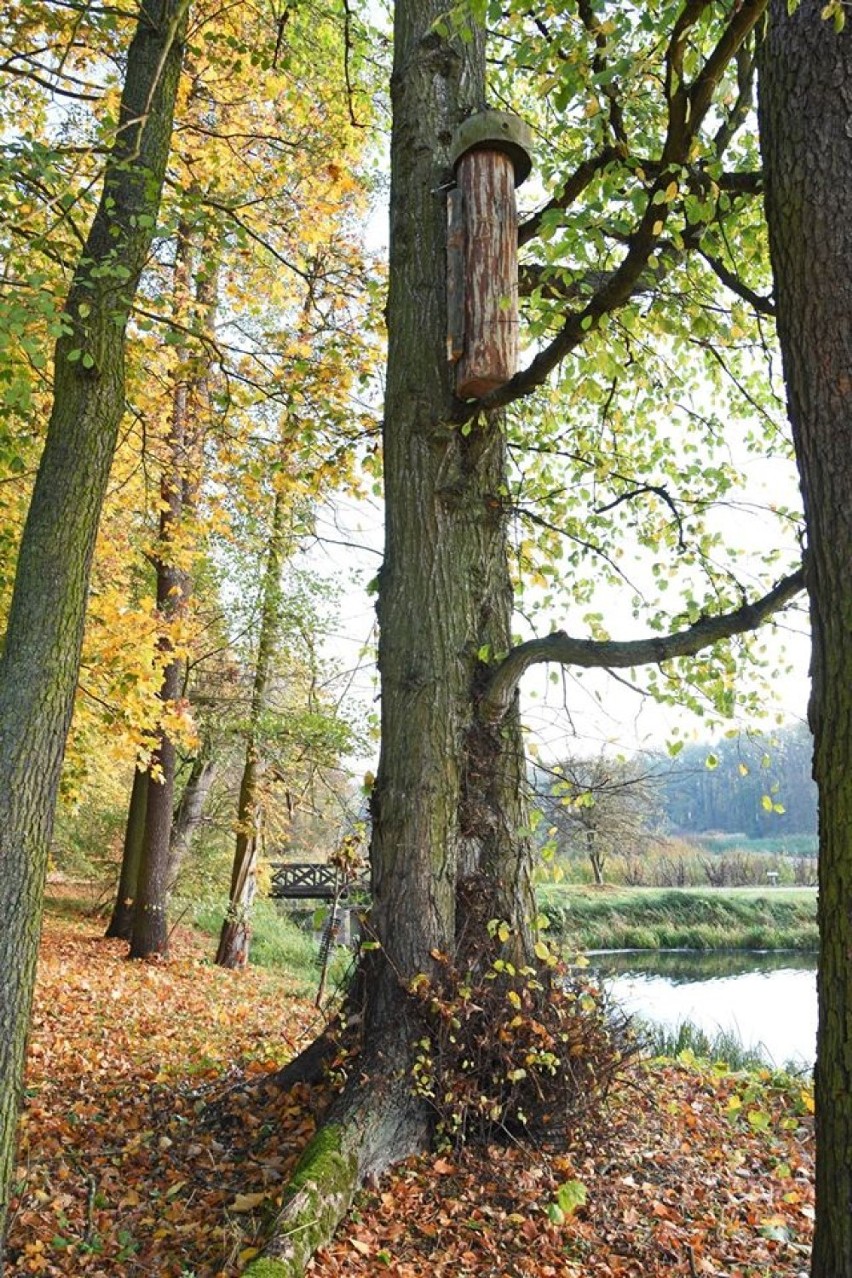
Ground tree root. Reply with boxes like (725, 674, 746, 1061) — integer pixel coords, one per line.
(271, 1028, 338, 1091)
(245, 1051, 430, 1277)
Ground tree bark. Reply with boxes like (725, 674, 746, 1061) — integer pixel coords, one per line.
(247, 5, 538, 1272)
(130, 223, 214, 959)
(365, 0, 537, 1047)
(129, 443, 187, 957)
(216, 487, 287, 969)
(168, 741, 216, 886)
(105, 764, 149, 941)
(0, 0, 189, 1259)
(758, 7, 852, 1274)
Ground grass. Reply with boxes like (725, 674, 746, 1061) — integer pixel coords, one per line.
(538, 884, 818, 951)
(638, 1018, 787, 1072)
(695, 832, 818, 857)
(188, 898, 355, 996)
(638, 1017, 812, 1078)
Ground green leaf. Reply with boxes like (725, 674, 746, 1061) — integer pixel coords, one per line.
(747, 1108, 771, 1132)
(554, 1179, 587, 1216)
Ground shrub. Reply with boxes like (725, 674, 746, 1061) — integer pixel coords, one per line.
(406, 923, 639, 1150)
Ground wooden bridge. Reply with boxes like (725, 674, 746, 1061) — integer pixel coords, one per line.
(269, 862, 369, 901)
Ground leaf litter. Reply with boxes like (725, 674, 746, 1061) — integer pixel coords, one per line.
(9, 911, 814, 1276)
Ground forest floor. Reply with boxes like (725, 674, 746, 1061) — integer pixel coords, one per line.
(8, 905, 814, 1278)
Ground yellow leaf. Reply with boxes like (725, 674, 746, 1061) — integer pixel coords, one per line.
(230, 1192, 267, 1213)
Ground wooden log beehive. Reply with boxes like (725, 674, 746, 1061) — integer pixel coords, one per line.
(448, 111, 533, 401)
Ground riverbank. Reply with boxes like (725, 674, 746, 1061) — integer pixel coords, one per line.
(538, 884, 818, 951)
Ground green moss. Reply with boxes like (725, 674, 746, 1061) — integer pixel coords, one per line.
(242, 1262, 295, 1278)
(243, 1123, 360, 1278)
(290, 1121, 352, 1189)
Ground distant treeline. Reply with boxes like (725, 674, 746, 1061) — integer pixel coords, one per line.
(658, 723, 816, 839)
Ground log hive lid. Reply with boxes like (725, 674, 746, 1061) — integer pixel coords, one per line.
(450, 110, 534, 187)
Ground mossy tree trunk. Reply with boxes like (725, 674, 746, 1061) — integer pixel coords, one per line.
(245, 4, 808, 1273)
(0, 0, 189, 1258)
(759, 6, 852, 1273)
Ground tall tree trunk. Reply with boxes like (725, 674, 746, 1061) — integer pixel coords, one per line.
(0, 0, 189, 1258)
(104, 764, 149, 941)
(758, 7, 852, 1274)
(130, 225, 215, 958)
(216, 486, 287, 969)
(365, 0, 534, 1048)
(247, 4, 536, 1273)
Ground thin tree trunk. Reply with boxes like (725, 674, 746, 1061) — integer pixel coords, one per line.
(214, 755, 261, 968)
(758, 7, 852, 1274)
(129, 360, 189, 958)
(216, 485, 288, 969)
(168, 742, 216, 885)
(0, 0, 189, 1257)
(586, 829, 605, 886)
(105, 765, 149, 940)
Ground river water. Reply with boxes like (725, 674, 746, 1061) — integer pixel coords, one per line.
(589, 949, 818, 1069)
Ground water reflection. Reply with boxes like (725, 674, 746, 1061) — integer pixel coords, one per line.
(589, 949, 818, 1069)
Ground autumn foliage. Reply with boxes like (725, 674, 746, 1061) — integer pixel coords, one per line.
(10, 903, 814, 1277)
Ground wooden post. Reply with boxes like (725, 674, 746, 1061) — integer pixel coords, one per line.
(448, 110, 533, 401)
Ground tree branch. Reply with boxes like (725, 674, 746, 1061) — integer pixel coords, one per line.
(695, 245, 775, 316)
(518, 147, 619, 248)
(478, 565, 806, 723)
(456, 0, 768, 417)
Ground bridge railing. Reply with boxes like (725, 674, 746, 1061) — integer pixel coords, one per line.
(269, 862, 370, 901)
